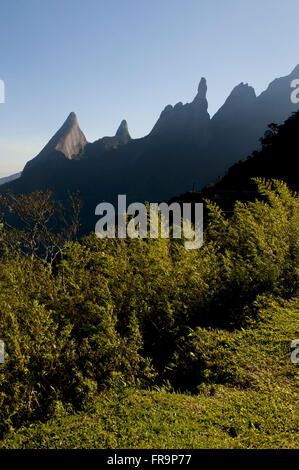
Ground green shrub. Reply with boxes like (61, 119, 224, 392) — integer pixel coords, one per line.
(0, 179, 298, 433)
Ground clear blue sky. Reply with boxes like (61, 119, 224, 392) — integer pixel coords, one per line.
(0, 0, 299, 176)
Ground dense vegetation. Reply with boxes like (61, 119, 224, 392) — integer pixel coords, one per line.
(2, 297, 298, 449)
(0, 178, 298, 447)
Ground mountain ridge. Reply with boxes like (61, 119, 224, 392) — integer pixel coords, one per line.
(2, 65, 299, 234)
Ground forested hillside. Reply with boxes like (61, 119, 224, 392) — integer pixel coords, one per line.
(0, 179, 298, 447)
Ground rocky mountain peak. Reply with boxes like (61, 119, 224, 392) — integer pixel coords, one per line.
(115, 119, 131, 144)
(38, 112, 87, 161)
(212, 82, 256, 122)
(192, 77, 208, 111)
(52, 112, 87, 159)
(229, 82, 256, 99)
(291, 64, 299, 75)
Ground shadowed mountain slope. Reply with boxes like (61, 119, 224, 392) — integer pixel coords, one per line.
(170, 108, 299, 214)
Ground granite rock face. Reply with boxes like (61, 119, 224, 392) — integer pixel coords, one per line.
(30, 112, 87, 164)
(17, 112, 87, 189)
(53, 112, 87, 159)
(115, 120, 131, 144)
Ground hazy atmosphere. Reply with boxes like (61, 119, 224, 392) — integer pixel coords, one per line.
(1, 0, 299, 175)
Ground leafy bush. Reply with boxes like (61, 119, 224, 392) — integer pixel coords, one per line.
(0, 179, 298, 434)
(166, 295, 299, 392)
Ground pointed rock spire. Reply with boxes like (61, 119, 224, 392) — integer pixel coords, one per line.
(39, 112, 87, 160)
(197, 77, 208, 100)
(192, 77, 208, 112)
(115, 119, 131, 144)
(150, 78, 210, 135)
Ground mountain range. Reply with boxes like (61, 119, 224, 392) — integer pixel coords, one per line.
(0, 172, 21, 186)
(1, 65, 299, 233)
(170, 106, 299, 214)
